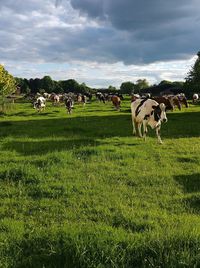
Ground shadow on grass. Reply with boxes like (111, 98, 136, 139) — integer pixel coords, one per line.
(174, 173, 200, 214)
(0, 111, 200, 138)
(177, 157, 199, 164)
(174, 173, 200, 193)
(3, 138, 99, 156)
(164, 111, 200, 138)
(0, 114, 132, 139)
(184, 194, 200, 214)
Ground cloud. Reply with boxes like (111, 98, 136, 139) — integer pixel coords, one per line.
(69, 0, 200, 63)
(0, 0, 198, 86)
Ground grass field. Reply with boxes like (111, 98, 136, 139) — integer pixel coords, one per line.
(0, 98, 200, 267)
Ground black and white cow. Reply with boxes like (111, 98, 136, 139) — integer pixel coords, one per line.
(33, 96, 46, 112)
(193, 93, 199, 103)
(131, 98, 167, 144)
(64, 97, 73, 114)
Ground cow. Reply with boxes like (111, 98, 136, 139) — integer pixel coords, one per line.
(96, 92, 106, 103)
(116, 93, 124, 100)
(167, 95, 182, 110)
(33, 96, 46, 112)
(131, 98, 167, 144)
(64, 97, 73, 114)
(193, 93, 199, 103)
(50, 93, 60, 105)
(111, 95, 121, 110)
(131, 94, 140, 102)
(82, 95, 87, 106)
(43, 92, 51, 99)
(153, 96, 174, 111)
(85, 92, 93, 102)
(176, 93, 189, 108)
(77, 94, 87, 105)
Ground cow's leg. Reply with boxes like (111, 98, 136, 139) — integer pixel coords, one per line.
(132, 116, 136, 135)
(156, 125, 163, 144)
(138, 122, 142, 137)
(143, 120, 148, 141)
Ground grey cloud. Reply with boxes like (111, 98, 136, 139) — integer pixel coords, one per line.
(69, 0, 200, 63)
(70, 0, 199, 30)
(0, 0, 199, 68)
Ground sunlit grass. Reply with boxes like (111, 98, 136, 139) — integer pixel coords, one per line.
(0, 98, 200, 267)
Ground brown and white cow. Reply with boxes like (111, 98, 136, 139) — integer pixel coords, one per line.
(111, 95, 121, 110)
(176, 93, 189, 108)
(131, 94, 140, 102)
(153, 96, 173, 111)
(50, 93, 60, 105)
(77, 94, 87, 106)
(167, 95, 182, 110)
(131, 98, 167, 144)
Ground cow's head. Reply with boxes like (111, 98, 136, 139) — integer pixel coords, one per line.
(152, 103, 167, 123)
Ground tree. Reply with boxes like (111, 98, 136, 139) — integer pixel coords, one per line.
(41, 76, 54, 92)
(59, 79, 79, 93)
(0, 65, 16, 112)
(135, 79, 149, 93)
(107, 85, 118, 94)
(159, 80, 172, 86)
(185, 51, 200, 94)
(28, 78, 43, 94)
(120, 81, 134, 94)
(15, 77, 30, 94)
(0, 65, 16, 97)
(79, 83, 90, 94)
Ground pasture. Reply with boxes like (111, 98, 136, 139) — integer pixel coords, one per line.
(0, 98, 200, 267)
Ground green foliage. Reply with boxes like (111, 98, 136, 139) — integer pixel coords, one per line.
(120, 81, 134, 94)
(15, 77, 30, 94)
(0, 65, 16, 113)
(41, 76, 55, 92)
(0, 65, 16, 97)
(159, 80, 173, 87)
(134, 79, 149, 93)
(185, 51, 200, 94)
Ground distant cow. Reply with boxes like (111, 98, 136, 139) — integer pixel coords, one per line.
(193, 93, 199, 103)
(34, 96, 46, 112)
(96, 92, 106, 103)
(64, 97, 73, 114)
(50, 93, 60, 105)
(176, 94, 189, 108)
(111, 95, 121, 110)
(43, 92, 51, 99)
(131, 98, 167, 144)
(167, 95, 182, 110)
(76, 94, 85, 105)
(131, 94, 140, 102)
(153, 96, 173, 111)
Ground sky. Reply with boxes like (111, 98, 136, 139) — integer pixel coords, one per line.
(0, 0, 199, 88)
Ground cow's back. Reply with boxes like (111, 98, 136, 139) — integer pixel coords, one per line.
(131, 98, 158, 122)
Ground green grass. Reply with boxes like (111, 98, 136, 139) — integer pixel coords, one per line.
(0, 98, 200, 267)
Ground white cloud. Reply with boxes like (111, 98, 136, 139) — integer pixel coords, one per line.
(4, 56, 196, 88)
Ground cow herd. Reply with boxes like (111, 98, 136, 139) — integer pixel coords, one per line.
(32, 91, 199, 143)
(33, 92, 123, 113)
